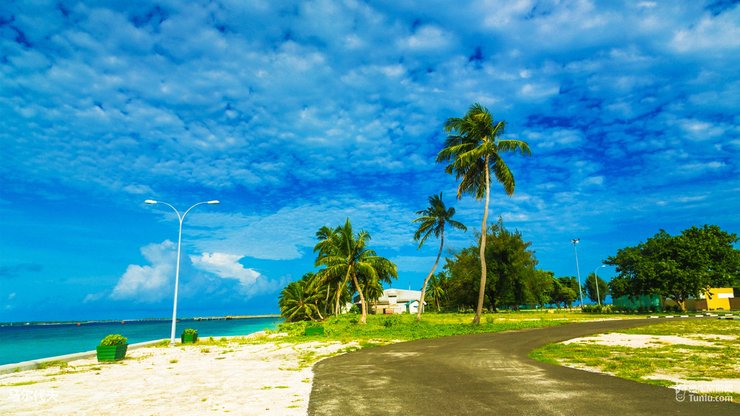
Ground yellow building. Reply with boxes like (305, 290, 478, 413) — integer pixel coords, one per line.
(699, 287, 734, 311)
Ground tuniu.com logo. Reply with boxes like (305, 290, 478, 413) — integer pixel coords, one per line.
(675, 388, 733, 403)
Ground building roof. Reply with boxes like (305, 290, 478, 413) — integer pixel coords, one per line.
(380, 289, 422, 303)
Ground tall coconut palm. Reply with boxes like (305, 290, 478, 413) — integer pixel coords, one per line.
(437, 103, 531, 324)
(413, 193, 467, 321)
(315, 218, 397, 324)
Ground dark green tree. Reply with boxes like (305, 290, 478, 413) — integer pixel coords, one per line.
(442, 218, 539, 311)
(584, 273, 608, 304)
(550, 277, 578, 308)
(606, 225, 740, 311)
(524, 270, 555, 308)
(437, 103, 531, 323)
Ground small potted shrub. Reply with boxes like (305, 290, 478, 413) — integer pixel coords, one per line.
(181, 328, 198, 344)
(96, 334, 128, 362)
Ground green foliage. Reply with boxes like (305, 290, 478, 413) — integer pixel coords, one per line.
(437, 103, 531, 199)
(279, 275, 324, 322)
(182, 328, 198, 336)
(581, 304, 614, 313)
(274, 312, 598, 345)
(99, 334, 127, 346)
(312, 218, 398, 324)
(442, 218, 549, 311)
(413, 193, 467, 249)
(550, 277, 579, 308)
(584, 273, 608, 304)
(525, 270, 555, 308)
(426, 272, 447, 312)
(606, 225, 740, 309)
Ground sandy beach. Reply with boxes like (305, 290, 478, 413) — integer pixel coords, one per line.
(0, 335, 359, 415)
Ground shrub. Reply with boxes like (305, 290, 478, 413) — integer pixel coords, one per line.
(99, 334, 127, 346)
(383, 315, 401, 328)
(182, 328, 198, 336)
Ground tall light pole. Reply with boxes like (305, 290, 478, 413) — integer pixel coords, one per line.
(592, 264, 607, 306)
(145, 199, 220, 345)
(571, 238, 584, 308)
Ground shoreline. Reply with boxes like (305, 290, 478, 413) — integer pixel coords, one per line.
(0, 314, 282, 327)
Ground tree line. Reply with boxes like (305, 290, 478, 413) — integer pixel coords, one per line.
(606, 225, 739, 311)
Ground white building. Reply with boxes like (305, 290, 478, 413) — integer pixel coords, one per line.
(371, 288, 426, 314)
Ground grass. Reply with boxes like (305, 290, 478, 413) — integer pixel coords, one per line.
(272, 310, 621, 344)
(530, 318, 739, 400)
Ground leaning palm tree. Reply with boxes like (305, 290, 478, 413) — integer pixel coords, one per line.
(437, 103, 531, 324)
(413, 193, 466, 321)
(315, 218, 397, 324)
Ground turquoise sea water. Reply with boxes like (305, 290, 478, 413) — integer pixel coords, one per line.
(0, 317, 282, 366)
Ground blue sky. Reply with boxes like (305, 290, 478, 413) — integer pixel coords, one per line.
(1, 1, 738, 322)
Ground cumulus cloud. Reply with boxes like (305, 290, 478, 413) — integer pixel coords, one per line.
(1, 0, 738, 311)
(190, 252, 282, 298)
(110, 240, 176, 302)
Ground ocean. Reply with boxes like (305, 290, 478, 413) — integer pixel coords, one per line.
(0, 316, 282, 366)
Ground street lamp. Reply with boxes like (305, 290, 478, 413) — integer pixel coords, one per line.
(145, 199, 220, 345)
(571, 238, 584, 308)
(592, 264, 607, 306)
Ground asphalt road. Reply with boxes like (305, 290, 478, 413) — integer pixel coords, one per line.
(309, 318, 738, 415)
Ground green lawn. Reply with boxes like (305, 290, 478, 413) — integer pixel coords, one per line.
(268, 310, 629, 344)
(530, 318, 739, 399)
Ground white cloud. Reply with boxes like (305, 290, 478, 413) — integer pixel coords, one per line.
(192, 196, 418, 261)
(110, 241, 176, 302)
(190, 252, 282, 298)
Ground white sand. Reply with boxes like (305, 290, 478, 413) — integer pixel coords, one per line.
(0, 337, 359, 415)
(562, 333, 714, 348)
(645, 375, 740, 394)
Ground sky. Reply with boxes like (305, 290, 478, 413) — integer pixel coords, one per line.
(1, 0, 738, 322)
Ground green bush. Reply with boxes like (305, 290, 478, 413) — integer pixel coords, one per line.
(383, 315, 402, 328)
(99, 334, 127, 346)
(182, 328, 198, 336)
(582, 304, 615, 314)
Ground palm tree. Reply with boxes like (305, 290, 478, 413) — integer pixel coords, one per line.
(314, 226, 350, 316)
(315, 218, 397, 324)
(278, 277, 324, 322)
(413, 193, 466, 321)
(427, 272, 447, 312)
(437, 103, 531, 324)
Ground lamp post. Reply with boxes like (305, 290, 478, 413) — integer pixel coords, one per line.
(571, 238, 584, 308)
(592, 264, 607, 306)
(145, 199, 220, 345)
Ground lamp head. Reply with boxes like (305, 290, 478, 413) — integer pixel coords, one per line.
(145, 199, 158, 204)
(571, 238, 580, 245)
(207, 200, 220, 205)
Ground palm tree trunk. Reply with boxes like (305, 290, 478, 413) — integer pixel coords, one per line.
(473, 156, 491, 325)
(417, 232, 444, 322)
(334, 269, 351, 315)
(352, 270, 368, 324)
